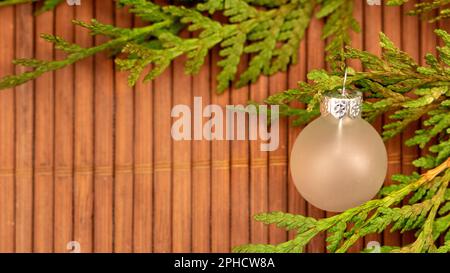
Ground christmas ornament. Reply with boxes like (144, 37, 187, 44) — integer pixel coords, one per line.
(290, 73, 388, 212)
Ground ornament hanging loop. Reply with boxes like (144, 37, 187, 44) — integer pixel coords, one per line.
(320, 69, 362, 119)
(341, 67, 348, 96)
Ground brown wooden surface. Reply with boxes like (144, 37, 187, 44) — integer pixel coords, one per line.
(0, 1, 447, 253)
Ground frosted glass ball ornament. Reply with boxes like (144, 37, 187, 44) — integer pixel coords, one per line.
(290, 91, 388, 212)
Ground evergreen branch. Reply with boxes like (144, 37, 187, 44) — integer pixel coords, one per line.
(0, 21, 170, 89)
(234, 158, 450, 253)
(0, 0, 35, 7)
(238, 29, 450, 253)
(388, 0, 450, 22)
(392, 175, 450, 252)
(317, 0, 360, 70)
(0, 0, 364, 92)
(0, 0, 64, 13)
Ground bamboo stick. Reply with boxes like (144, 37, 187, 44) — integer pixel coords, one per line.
(133, 18, 153, 254)
(230, 56, 250, 248)
(172, 29, 192, 253)
(33, 4, 54, 253)
(0, 5, 15, 253)
(94, 0, 115, 253)
(191, 51, 212, 253)
(73, 1, 94, 253)
(14, 3, 34, 253)
(210, 45, 231, 253)
(53, 3, 75, 253)
(113, 5, 134, 253)
(250, 76, 269, 246)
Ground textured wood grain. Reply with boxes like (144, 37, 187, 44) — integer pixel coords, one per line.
(33, 6, 54, 253)
(53, 3, 75, 253)
(14, 3, 34, 253)
(249, 75, 269, 246)
(172, 30, 192, 253)
(93, 0, 115, 253)
(133, 18, 154, 254)
(191, 52, 212, 253)
(114, 5, 134, 254)
(230, 57, 250, 248)
(210, 44, 231, 253)
(0, 5, 15, 253)
(73, 2, 94, 253)
(268, 72, 288, 246)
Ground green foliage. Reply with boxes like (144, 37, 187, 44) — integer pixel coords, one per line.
(235, 165, 450, 253)
(388, 0, 450, 22)
(0, 0, 362, 93)
(317, 0, 360, 70)
(0, 0, 64, 13)
(236, 30, 450, 253)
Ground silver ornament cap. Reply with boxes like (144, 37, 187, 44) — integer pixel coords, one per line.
(320, 90, 363, 119)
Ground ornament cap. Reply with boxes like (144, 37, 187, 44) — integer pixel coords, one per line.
(320, 90, 363, 119)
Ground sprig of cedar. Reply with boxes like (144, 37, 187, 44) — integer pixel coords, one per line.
(0, 0, 64, 13)
(387, 0, 450, 22)
(235, 30, 450, 253)
(0, 0, 358, 93)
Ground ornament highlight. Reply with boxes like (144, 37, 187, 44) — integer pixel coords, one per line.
(290, 90, 388, 212)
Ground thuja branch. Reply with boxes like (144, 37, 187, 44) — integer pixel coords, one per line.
(388, 0, 450, 22)
(234, 158, 450, 253)
(236, 29, 450, 253)
(265, 30, 450, 150)
(0, 21, 169, 89)
(0, 0, 362, 92)
(0, 0, 64, 13)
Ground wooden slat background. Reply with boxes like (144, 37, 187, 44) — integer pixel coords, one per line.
(0, 0, 449, 253)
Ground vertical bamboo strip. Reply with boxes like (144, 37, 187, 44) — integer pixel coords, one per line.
(152, 74, 173, 253)
(0, 5, 15, 253)
(171, 32, 193, 253)
(249, 76, 269, 246)
(33, 6, 54, 253)
(268, 74, 288, 245)
(287, 34, 307, 241)
(382, 3, 403, 248)
(152, 12, 173, 253)
(191, 53, 212, 253)
(230, 58, 250, 248)
(133, 19, 153, 254)
(210, 47, 231, 253)
(73, 2, 94, 253)
(113, 6, 134, 254)
(305, 12, 326, 253)
(14, 3, 34, 253)
(94, 0, 115, 253)
(54, 3, 75, 253)
(363, 3, 384, 250)
(400, 0, 420, 246)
